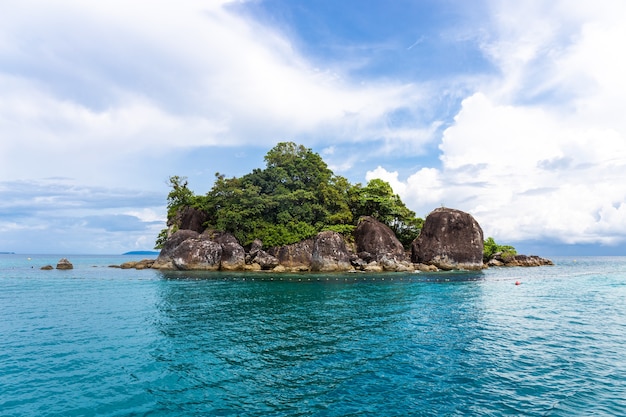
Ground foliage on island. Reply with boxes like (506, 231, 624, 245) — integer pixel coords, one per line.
(156, 142, 423, 249)
(483, 236, 517, 262)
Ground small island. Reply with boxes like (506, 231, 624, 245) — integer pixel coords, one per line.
(137, 142, 552, 273)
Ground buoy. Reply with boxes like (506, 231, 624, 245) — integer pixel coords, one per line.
(515, 280, 521, 285)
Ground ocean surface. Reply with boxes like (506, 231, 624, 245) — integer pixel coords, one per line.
(1, 255, 625, 416)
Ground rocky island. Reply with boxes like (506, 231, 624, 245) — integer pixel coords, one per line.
(148, 206, 552, 272)
(139, 142, 552, 273)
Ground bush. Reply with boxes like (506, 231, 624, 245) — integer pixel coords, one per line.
(483, 237, 517, 262)
(158, 142, 423, 249)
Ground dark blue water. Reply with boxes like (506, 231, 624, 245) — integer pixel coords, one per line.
(1, 255, 625, 416)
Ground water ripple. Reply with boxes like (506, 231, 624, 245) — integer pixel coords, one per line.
(1, 256, 626, 415)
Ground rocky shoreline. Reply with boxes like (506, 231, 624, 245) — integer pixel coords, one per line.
(111, 208, 552, 272)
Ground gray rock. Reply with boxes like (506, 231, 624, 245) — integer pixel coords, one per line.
(171, 238, 222, 271)
(411, 208, 484, 270)
(246, 239, 264, 262)
(505, 254, 554, 267)
(169, 206, 209, 234)
(204, 231, 245, 271)
(152, 229, 200, 269)
(154, 228, 250, 271)
(244, 239, 279, 270)
(354, 216, 406, 262)
(56, 258, 73, 270)
(311, 231, 353, 272)
(254, 250, 280, 270)
(268, 239, 315, 271)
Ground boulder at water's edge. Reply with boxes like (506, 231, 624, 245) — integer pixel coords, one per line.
(411, 208, 484, 270)
(56, 258, 74, 270)
(311, 231, 353, 272)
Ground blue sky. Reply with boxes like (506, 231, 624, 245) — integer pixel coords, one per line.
(1, 0, 626, 255)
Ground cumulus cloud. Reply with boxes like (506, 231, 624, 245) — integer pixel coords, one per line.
(0, 0, 434, 184)
(5, 0, 625, 253)
(365, 166, 406, 195)
(367, 0, 626, 247)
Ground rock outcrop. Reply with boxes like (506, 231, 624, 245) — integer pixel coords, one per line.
(246, 240, 280, 270)
(311, 231, 353, 272)
(352, 216, 414, 271)
(171, 238, 223, 270)
(267, 239, 315, 272)
(487, 254, 553, 267)
(355, 216, 406, 262)
(153, 229, 248, 271)
(152, 230, 200, 269)
(149, 207, 550, 272)
(411, 208, 484, 270)
(205, 231, 245, 271)
(56, 258, 73, 270)
(118, 259, 155, 270)
(169, 206, 209, 234)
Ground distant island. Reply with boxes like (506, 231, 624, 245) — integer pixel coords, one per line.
(123, 251, 160, 256)
(0, 252, 15, 254)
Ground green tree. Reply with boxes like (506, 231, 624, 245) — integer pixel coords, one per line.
(350, 178, 422, 247)
(158, 142, 423, 249)
(165, 176, 195, 217)
(155, 176, 204, 249)
(483, 237, 517, 261)
(263, 142, 332, 192)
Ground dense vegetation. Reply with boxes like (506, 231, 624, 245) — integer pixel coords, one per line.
(157, 142, 423, 249)
(483, 236, 517, 261)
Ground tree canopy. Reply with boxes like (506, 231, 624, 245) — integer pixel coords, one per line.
(157, 142, 423, 248)
(483, 237, 517, 261)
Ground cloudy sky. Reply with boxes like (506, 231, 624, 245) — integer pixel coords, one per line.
(1, 0, 625, 255)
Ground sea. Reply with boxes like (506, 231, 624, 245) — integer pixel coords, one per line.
(1, 254, 625, 416)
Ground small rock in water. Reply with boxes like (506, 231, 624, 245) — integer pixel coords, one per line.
(40, 265, 54, 270)
(56, 258, 74, 270)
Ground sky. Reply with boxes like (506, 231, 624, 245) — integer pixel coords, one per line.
(1, 0, 625, 255)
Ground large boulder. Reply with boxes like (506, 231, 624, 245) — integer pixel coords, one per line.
(311, 231, 353, 272)
(354, 216, 406, 262)
(56, 258, 73, 270)
(246, 239, 264, 262)
(245, 240, 280, 270)
(204, 230, 245, 271)
(169, 206, 209, 234)
(171, 238, 223, 271)
(152, 230, 200, 269)
(153, 229, 245, 271)
(411, 208, 484, 270)
(268, 239, 315, 271)
(254, 251, 281, 270)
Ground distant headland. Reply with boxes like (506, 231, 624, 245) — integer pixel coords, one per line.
(122, 251, 160, 256)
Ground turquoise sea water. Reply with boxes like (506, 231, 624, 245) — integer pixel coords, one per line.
(1, 255, 625, 416)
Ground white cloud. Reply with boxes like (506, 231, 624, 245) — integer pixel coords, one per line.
(4, 0, 625, 252)
(0, 0, 434, 186)
(0, 179, 166, 253)
(370, 1, 626, 246)
(365, 167, 406, 195)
